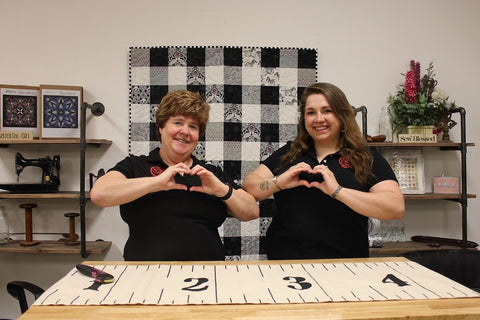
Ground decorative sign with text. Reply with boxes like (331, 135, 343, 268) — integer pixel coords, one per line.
(34, 261, 479, 306)
(398, 134, 437, 143)
(0, 131, 34, 140)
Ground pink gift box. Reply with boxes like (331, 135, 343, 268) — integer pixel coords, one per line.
(433, 176, 460, 194)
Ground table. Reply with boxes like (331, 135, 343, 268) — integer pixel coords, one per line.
(18, 257, 480, 320)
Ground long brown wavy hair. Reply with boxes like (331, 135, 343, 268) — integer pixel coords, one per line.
(279, 82, 374, 185)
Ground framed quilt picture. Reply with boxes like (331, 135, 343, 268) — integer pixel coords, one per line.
(0, 85, 41, 137)
(40, 85, 83, 138)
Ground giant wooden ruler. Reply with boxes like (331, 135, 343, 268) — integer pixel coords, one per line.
(35, 260, 479, 306)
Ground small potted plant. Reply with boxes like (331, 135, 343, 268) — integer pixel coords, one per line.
(387, 60, 459, 140)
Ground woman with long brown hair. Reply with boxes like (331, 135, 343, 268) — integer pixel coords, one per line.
(242, 82, 404, 259)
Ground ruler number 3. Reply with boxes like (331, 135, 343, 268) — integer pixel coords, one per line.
(283, 276, 312, 290)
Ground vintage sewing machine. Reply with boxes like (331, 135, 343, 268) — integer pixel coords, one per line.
(0, 152, 61, 193)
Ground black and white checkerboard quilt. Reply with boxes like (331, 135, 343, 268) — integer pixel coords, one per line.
(129, 46, 317, 260)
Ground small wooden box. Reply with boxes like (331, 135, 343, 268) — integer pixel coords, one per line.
(433, 176, 460, 194)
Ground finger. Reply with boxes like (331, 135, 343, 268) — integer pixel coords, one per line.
(174, 184, 189, 191)
(293, 162, 309, 171)
(298, 180, 311, 188)
(315, 165, 329, 173)
(170, 162, 191, 170)
(190, 165, 205, 174)
(188, 185, 203, 193)
(192, 168, 209, 178)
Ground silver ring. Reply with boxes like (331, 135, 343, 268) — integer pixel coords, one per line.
(295, 164, 298, 169)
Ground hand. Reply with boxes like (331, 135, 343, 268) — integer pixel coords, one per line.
(154, 163, 192, 191)
(298, 171, 324, 183)
(274, 162, 312, 190)
(308, 164, 340, 196)
(174, 172, 202, 187)
(189, 165, 228, 197)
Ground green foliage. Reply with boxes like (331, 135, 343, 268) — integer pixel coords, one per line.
(388, 91, 440, 133)
(388, 60, 462, 135)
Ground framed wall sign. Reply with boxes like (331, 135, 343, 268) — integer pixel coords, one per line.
(40, 84, 83, 139)
(0, 84, 41, 137)
(383, 147, 425, 194)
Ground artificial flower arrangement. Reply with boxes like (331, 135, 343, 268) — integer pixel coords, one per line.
(387, 60, 459, 135)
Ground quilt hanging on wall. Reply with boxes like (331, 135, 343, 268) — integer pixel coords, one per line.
(129, 46, 318, 260)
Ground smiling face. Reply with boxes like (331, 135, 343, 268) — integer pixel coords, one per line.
(304, 93, 341, 147)
(155, 90, 210, 164)
(159, 115, 199, 163)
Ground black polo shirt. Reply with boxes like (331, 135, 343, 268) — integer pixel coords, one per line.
(262, 142, 397, 259)
(109, 147, 234, 261)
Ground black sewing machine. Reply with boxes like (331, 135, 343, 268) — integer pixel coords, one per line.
(0, 153, 61, 193)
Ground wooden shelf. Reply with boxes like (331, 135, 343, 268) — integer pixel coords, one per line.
(368, 141, 475, 148)
(404, 193, 476, 200)
(0, 138, 112, 148)
(0, 240, 111, 254)
(369, 241, 477, 257)
(0, 137, 112, 257)
(0, 191, 89, 199)
(1, 240, 468, 256)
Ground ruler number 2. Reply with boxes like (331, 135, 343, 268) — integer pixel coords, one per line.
(182, 277, 209, 291)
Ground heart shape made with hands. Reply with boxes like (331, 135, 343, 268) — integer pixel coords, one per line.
(174, 173, 202, 188)
(298, 171, 324, 183)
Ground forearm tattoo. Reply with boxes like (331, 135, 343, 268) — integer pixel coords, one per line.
(260, 180, 270, 191)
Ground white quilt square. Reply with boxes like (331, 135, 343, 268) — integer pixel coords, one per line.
(130, 141, 152, 156)
(278, 68, 298, 87)
(209, 103, 225, 122)
(241, 104, 261, 123)
(168, 66, 187, 85)
(240, 220, 260, 236)
(129, 104, 151, 122)
(279, 105, 299, 124)
(205, 66, 224, 85)
(130, 67, 150, 85)
(205, 141, 224, 160)
(242, 67, 262, 86)
(241, 141, 260, 161)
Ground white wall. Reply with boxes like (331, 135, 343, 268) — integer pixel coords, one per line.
(1, 0, 479, 317)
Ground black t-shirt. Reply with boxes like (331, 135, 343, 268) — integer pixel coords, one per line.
(109, 148, 235, 261)
(262, 142, 397, 260)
